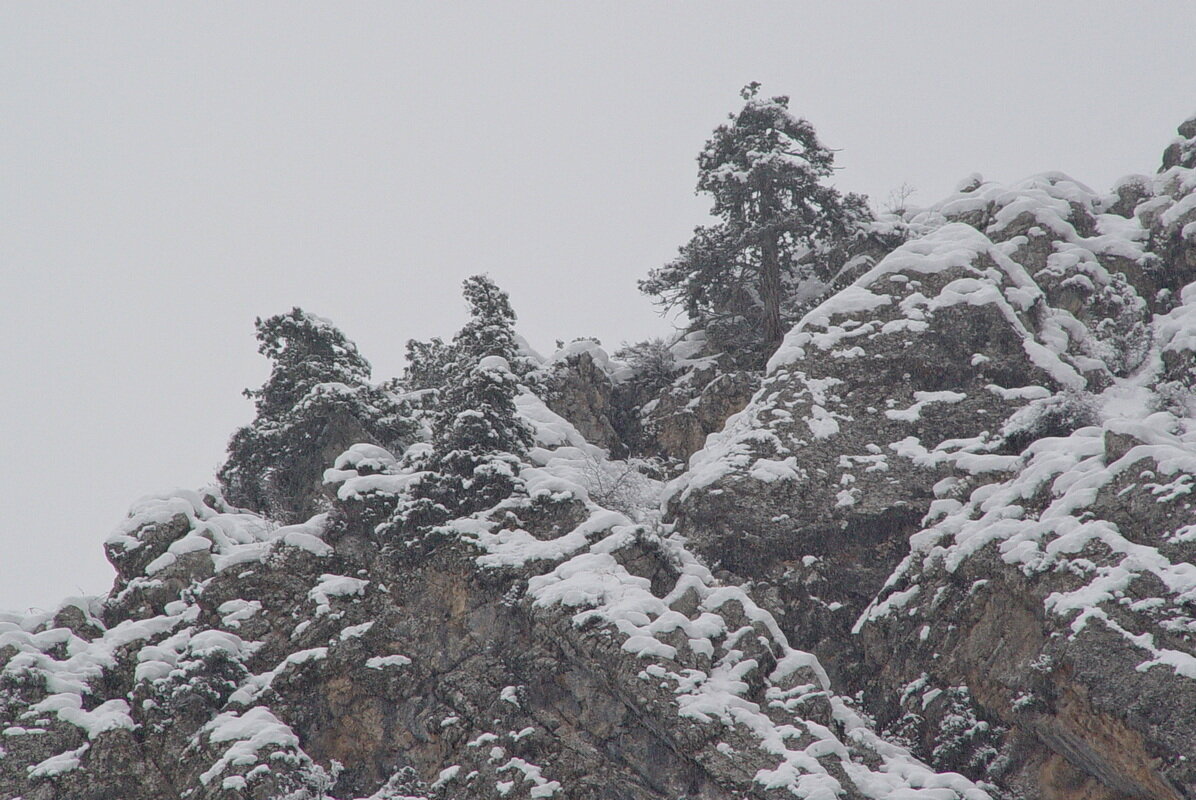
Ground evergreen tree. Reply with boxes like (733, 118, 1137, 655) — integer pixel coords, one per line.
(401, 336, 455, 394)
(453, 274, 520, 364)
(391, 276, 532, 532)
(219, 308, 415, 522)
(426, 353, 530, 513)
(641, 83, 871, 362)
(400, 274, 524, 396)
(248, 308, 373, 410)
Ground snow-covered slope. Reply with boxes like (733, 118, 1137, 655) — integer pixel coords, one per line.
(668, 115, 1196, 797)
(0, 393, 994, 800)
(2, 114, 1194, 800)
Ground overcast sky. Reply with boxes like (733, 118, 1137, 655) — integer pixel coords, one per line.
(3, 3, 1194, 611)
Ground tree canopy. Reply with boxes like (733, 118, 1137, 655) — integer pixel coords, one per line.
(454, 274, 521, 364)
(219, 308, 415, 522)
(641, 83, 871, 364)
(389, 276, 532, 533)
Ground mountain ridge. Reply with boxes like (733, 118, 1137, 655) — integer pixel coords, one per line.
(2, 114, 1194, 800)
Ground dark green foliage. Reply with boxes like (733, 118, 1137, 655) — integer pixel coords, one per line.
(928, 687, 1003, 775)
(244, 308, 372, 412)
(401, 336, 455, 393)
(615, 338, 680, 394)
(141, 650, 248, 734)
(401, 275, 527, 396)
(641, 83, 871, 364)
(0, 666, 47, 724)
(388, 277, 532, 535)
(454, 274, 520, 364)
(219, 308, 416, 523)
(998, 389, 1098, 455)
(428, 355, 530, 512)
(369, 767, 430, 800)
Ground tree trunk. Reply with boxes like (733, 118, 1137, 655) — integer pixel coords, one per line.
(760, 235, 783, 352)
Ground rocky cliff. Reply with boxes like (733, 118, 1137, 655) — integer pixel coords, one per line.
(2, 116, 1195, 800)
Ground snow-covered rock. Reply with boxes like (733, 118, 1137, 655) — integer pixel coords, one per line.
(3, 113, 1195, 800)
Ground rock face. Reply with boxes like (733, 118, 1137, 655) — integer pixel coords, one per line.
(541, 337, 758, 465)
(643, 358, 758, 463)
(541, 346, 626, 455)
(666, 120, 1196, 797)
(2, 117, 1195, 800)
(0, 411, 990, 800)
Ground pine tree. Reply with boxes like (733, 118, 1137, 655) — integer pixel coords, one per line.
(219, 308, 415, 522)
(391, 277, 532, 533)
(248, 308, 373, 411)
(401, 336, 456, 394)
(400, 275, 524, 396)
(641, 83, 871, 362)
(453, 274, 520, 364)
(427, 354, 530, 513)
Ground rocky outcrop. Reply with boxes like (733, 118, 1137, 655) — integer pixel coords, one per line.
(541, 347, 625, 455)
(3, 116, 1195, 800)
(0, 398, 992, 800)
(540, 336, 760, 466)
(666, 118, 1196, 797)
(643, 358, 758, 463)
(854, 412, 1196, 798)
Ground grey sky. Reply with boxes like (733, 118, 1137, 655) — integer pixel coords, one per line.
(3, 3, 1194, 611)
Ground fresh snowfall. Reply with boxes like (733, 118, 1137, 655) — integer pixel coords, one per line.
(3, 96, 1196, 800)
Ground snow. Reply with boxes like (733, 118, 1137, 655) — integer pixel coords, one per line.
(338, 621, 374, 640)
(199, 707, 302, 785)
(133, 621, 260, 683)
(227, 647, 328, 706)
(28, 695, 134, 739)
(331, 443, 398, 474)
(498, 756, 561, 797)
(27, 744, 88, 778)
(145, 533, 212, 575)
(750, 457, 802, 483)
(218, 599, 262, 629)
(467, 732, 498, 747)
(365, 655, 411, 669)
(868, 374, 1196, 681)
(680, 182, 1146, 512)
(11, 158, 1194, 798)
(547, 339, 635, 384)
(279, 527, 333, 557)
(425, 381, 986, 796)
(467, 464, 989, 799)
(477, 354, 512, 373)
(431, 765, 461, 789)
(307, 574, 369, 616)
(0, 592, 220, 745)
(1157, 282, 1196, 355)
(885, 391, 967, 422)
(987, 384, 1051, 401)
(103, 488, 336, 579)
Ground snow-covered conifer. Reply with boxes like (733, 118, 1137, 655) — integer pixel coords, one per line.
(640, 83, 871, 363)
(219, 308, 415, 522)
(401, 336, 456, 394)
(389, 278, 532, 534)
(429, 354, 530, 510)
(453, 274, 520, 364)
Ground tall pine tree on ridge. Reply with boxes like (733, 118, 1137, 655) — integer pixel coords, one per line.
(641, 83, 871, 364)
